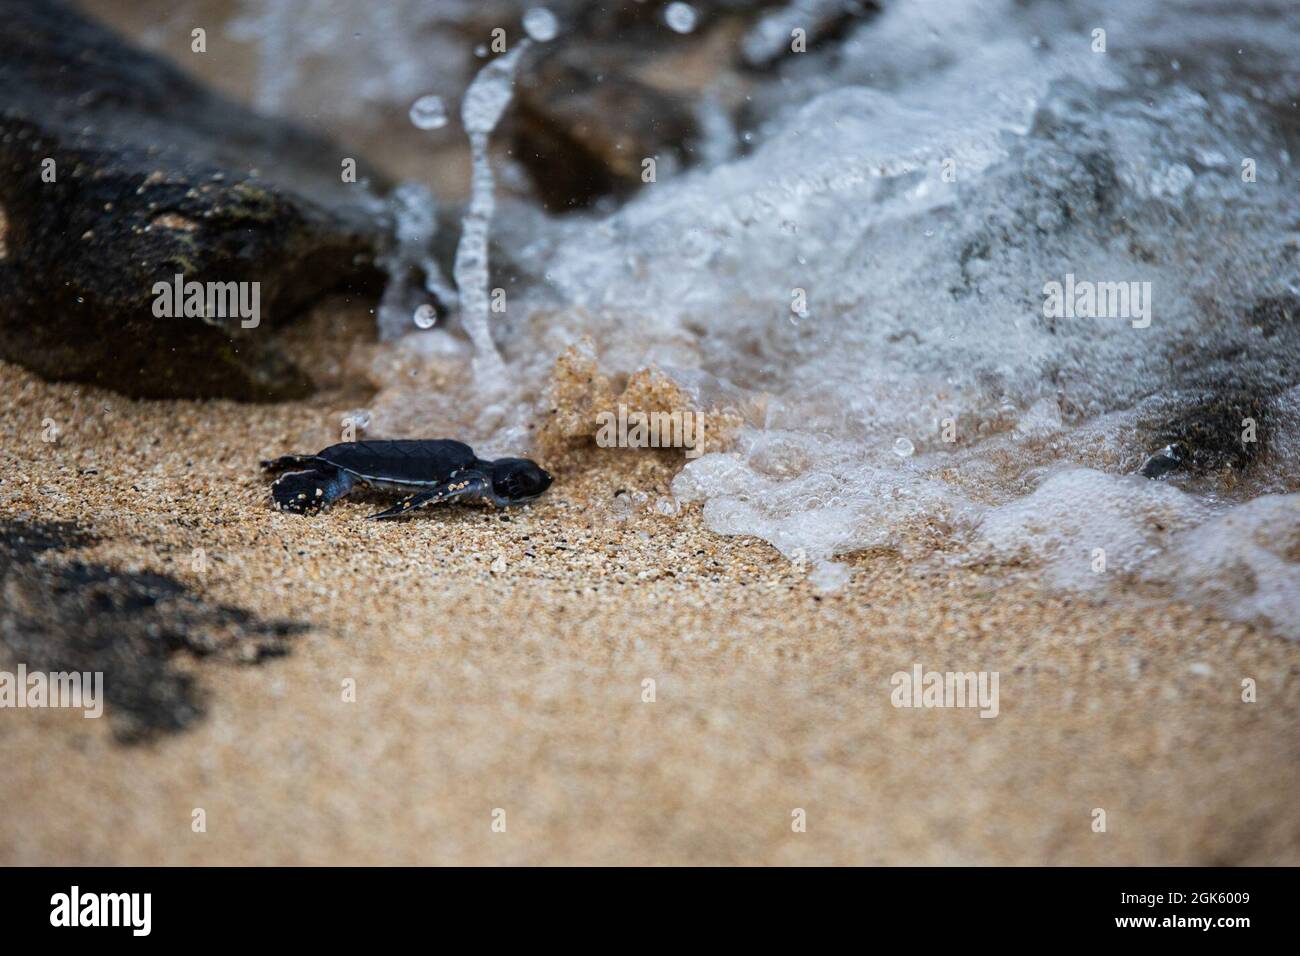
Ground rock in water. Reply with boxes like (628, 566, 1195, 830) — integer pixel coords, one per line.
(0, 0, 389, 400)
(511, 54, 700, 210)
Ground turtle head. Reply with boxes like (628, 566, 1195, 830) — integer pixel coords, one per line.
(487, 458, 553, 505)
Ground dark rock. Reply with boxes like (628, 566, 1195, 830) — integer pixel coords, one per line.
(1247, 293, 1299, 339)
(0, 0, 390, 400)
(510, 54, 700, 211)
(1139, 442, 1188, 479)
(1145, 388, 1268, 478)
(1138, 295, 1300, 478)
(0, 519, 305, 743)
(1126, 275, 1300, 482)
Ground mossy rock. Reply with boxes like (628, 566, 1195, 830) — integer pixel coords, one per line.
(0, 0, 390, 399)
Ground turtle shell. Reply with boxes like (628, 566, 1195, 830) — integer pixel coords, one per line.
(316, 440, 480, 484)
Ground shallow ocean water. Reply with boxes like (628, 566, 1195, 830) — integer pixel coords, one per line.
(243, 0, 1299, 633)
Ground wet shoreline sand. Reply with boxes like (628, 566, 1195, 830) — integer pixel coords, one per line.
(1, 358, 1297, 865)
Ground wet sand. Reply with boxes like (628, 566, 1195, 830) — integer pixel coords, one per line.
(1, 350, 1298, 866)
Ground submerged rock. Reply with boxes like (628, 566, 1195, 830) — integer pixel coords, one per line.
(1139, 443, 1188, 480)
(1139, 295, 1300, 480)
(510, 54, 700, 211)
(0, 0, 389, 400)
(1145, 389, 1268, 479)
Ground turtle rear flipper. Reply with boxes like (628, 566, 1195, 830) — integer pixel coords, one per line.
(367, 473, 491, 520)
(271, 468, 355, 514)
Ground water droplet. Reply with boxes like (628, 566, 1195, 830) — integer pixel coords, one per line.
(413, 304, 437, 329)
(522, 7, 559, 43)
(409, 94, 447, 130)
(655, 496, 680, 516)
(893, 437, 915, 458)
(664, 2, 697, 34)
(610, 492, 633, 521)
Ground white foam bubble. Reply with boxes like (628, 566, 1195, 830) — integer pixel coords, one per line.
(1144, 495, 1300, 640)
(971, 468, 1213, 590)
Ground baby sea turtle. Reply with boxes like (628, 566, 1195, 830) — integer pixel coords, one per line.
(261, 440, 552, 519)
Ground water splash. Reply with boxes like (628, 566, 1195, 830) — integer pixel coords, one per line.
(376, 183, 456, 341)
(453, 40, 531, 382)
(451, 9, 559, 383)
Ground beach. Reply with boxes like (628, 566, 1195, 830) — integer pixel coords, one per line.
(2, 324, 1297, 866)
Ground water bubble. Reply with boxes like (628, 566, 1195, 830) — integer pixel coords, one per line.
(893, 437, 915, 458)
(409, 94, 447, 130)
(413, 304, 437, 329)
(664, 2, 697, 34)
(522, 7, 559, 43)
(610, 492, 634, 522)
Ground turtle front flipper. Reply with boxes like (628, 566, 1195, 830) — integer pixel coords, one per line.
(271, 468, 356, 514)
(366, 473, 491, 520)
